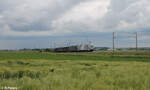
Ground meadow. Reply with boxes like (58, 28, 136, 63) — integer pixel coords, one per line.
(0, 51, 150, 90)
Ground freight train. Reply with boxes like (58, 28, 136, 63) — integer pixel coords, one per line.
(53, 44, 94, 52)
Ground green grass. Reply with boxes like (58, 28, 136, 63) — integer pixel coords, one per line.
(0, 51, 150, 90)
(0, 51, 150, 62)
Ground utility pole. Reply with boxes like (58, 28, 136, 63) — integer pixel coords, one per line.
(136, 32, 138, 51)
(112, 32, 115, 53)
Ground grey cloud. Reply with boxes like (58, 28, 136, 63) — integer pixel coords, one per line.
(0, 0, 150, 36)
(87, 0, 150, 32)
(0, 0, 88, 32)
(109, 0, 136, 12)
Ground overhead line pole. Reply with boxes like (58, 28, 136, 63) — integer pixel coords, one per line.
(136, 32, 138, 51)
(113, 32, 115, 53)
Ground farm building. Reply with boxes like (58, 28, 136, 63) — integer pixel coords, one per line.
(52, 44, 94, 52)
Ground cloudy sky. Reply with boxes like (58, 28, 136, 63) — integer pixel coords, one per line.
(0, 0, 150, 49)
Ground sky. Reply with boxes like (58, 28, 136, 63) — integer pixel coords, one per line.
(0, 0, 150, 49)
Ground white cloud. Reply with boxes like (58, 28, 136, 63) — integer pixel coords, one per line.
(52, 0, 150, 33)
(0, 0, 150, 37)
(52, 0, 110, 33)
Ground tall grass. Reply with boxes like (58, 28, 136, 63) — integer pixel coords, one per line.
(0, 60, 150, 90)
(0, 51, 150, 90)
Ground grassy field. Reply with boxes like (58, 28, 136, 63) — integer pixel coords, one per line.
(0, 51, 150, 90)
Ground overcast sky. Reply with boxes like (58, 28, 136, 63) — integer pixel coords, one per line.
(0, 0, 150, 49)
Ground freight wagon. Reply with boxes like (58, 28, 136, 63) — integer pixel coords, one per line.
(53, 44, 94, 52)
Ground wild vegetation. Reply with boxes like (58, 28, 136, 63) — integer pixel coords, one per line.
(0, 51, 150, 90)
